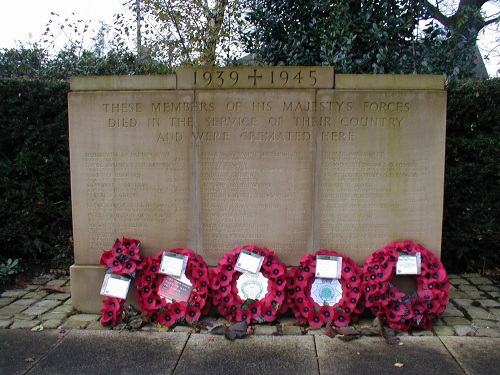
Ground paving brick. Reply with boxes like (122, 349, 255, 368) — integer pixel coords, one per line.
(39, 311, 69, 321)
(22, 300, 61, 316)
(478, 285, 499, 292)
(462, 273, 482, 278)
(453, 299, 473, 308)
(467, 277, 493, 285)
(0, 297, 16, 307)
(449, 279, 468, 287)
(464, 291, 488, 299)
(477, 299, 500, 309)
(9, 319, 41, 329)
(458, 285, 479, 292)
(23, 291, 49, 299)
(489, 292, 500, 299)
(463, 306, 498, 321)
(0, 304, 29, 316)
(42, 319, 66, 329)
(432, 325, 455, 336)
(448, 290, 468, 298)
(443, 317, 471, 325)
(86, 321, 110, 330)
(444, 305, 464, 317)
(62, 313, 101, 329)
(471, 320, 499, 328)
(1, 290, 28, 298)
(254, 325, 279, 335)
(44, 293, 71, 301)
(454, 325, 477, 336)
(11, 298, 38, 306)
(0, 320, 13, 329)
(46, 279, 69, 287)
(282, 325, 303, 335)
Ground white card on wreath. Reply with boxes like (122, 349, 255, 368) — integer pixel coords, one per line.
(235, 250, 264, 274)
(160, 252, 188, 278)
(396, 252, 421, 275)
(315, 255, 342, 279)
(100, 274, 131, 300)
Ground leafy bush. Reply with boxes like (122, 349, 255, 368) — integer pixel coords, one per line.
(443, 79, 500, 272)
(0, 79, 72, 268)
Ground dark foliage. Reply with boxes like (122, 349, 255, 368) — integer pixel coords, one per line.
(0, 79, 72, 268)
(443, 79, 500, 272)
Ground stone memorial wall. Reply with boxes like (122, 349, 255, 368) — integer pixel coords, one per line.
(68, 68, 446, 312)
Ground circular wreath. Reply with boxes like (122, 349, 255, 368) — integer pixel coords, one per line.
(287, 250, 364, 328)
(135, 248, 211, 326)
(362, 240, 450, 331)
(99, 237, 144, 327)
(210, 245, 288, 323)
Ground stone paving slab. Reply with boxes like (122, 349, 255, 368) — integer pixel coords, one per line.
(174, 334, 319, 375)
(0, 330, 62, 375)
(316, 336, 465, 375)
(28, 330, 190, 375)
(440, 337, 500, 375)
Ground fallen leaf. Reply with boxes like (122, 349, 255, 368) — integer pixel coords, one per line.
(225, 330, 237, 341)
(210, 325, 228, 335)
(395, 363, 404, 368)
(336, 334, 360, 342)
(230, 321, 248, 334)
(39, 285, 65, 293)
(324, 325, 335, 338)
(336, 326, 360, 336)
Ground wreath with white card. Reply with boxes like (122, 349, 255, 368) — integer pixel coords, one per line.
(135, 248, 211, 326)
(99, 237, 144, 327)
(287, 250, 364, 327)
(362, 241, 450, 331)
(210, 245, 288, 323)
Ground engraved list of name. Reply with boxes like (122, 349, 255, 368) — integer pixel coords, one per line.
(69, 91, 196, 263)
(196, 89, 317, 265)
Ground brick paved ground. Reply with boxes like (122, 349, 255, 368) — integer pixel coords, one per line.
(0, 273, 498, 337)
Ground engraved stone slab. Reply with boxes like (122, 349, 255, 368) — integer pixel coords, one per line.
(195, 89, 316, 264)
(316, 82, 446, 264)
(69, 90, 196, 263)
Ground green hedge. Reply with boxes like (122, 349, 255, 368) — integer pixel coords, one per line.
(0, 79, 72, 268)
(0, 78, 498, 272)
(442, 79, 499, 272)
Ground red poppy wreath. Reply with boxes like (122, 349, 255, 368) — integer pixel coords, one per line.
(287, 250, 365, 328)
(135, 248, 211, 327)
(99, 237, 144, 327)
(362, 240, 450, 331)
(210, 245, 288, 323)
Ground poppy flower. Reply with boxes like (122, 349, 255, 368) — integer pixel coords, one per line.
(120, 260, 137, 275)
(102, 254, 123, 273)
(261, 305, 277, 322)
(100, 297, 124, 327)
(268, 263, 286, 278)
(333, 310, 349, 327)
(319, 306, 334, 323)
(185, 305, 201, 323)
(235, 308, 252, 324)
(307, 309, 324, 328)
